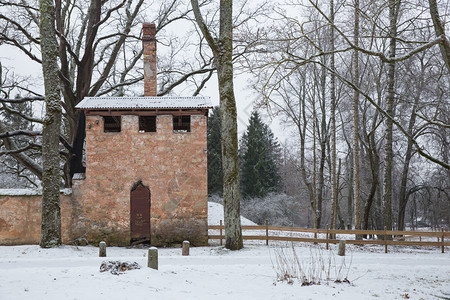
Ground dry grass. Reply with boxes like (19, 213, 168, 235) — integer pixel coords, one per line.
(271, 242, 352, 285)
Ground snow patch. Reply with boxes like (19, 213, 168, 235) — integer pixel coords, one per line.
(208, 201, 256, 225)
(0, 188, 72, 196)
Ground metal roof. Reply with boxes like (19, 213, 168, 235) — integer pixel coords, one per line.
(75, 96, 213, 110)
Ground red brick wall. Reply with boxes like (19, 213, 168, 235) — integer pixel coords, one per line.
(72, 114, 208, 246)
(143, 23, 157, 97)
(0, 192, 73, 245)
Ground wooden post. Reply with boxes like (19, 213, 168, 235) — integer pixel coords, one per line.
(99, 241, 106, 257)
(220, 220, 223, 246)
(326, 224, 329, 250)
(338, 240, 346, 256)
(442, 228, 445, 254)
(148, 247, 158, 270)
(266, 220, 269, 246)
(384, 226, 388, 254)
(182, 241, 190, 256)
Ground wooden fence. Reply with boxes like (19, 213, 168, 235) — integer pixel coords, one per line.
(208, 221, 450, 253)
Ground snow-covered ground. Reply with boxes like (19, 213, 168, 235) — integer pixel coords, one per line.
(0, 203, 449, 300)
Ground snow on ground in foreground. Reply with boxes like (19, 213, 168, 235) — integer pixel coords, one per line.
(0, 202, 449, 300)
(1, 244, 449, 300)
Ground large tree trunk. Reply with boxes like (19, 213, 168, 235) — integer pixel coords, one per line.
(218, 0, 243, 250)
(352, 0, 362, 237)
(382, 0, 399, 237)
(329, 0, 338, 234)
(39, 0, 62, 248)
(191, 0, 243, 250)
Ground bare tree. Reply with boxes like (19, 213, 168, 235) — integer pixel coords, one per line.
(329, 0, 338, 233)
(191, 0, 243, 250)
(38, 0, 62, 247)
(382, 0, 401, 234)
(352, 0, 362, 235)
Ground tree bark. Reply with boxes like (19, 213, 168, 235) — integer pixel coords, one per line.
(329, 0, 338, 234)
(39, 0, 62, 248)
(352, 0, 362, 238)
(191, 0, 243, 250)
(382, 0, 400, 237)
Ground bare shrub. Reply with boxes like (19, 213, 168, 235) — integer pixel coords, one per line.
(271, 242, 351, 285)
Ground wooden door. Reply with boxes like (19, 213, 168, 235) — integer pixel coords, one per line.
(130, 182, 150, 243)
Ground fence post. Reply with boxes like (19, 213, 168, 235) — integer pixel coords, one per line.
(148, 247, 158, 270)
(99, 241, 106, 257)
(442, 228, 445, 254)
(266, 219, 269, 246)
(220, 220, 223, 246)
(384, 226, 388, 254)
(326, 224, 329, 250)
(338, 240, 346, 256)
(182, 241, 190, 256)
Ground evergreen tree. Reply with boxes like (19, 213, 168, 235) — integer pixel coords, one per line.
(207, 106, 223, 195)
(240, 111, 281, 198)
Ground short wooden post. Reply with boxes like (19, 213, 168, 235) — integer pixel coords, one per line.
(182, 241, 190, 256)
(326, 224, 329, 250)
(338, 240, 346, 256)
(442, 228, 445, 254)
(220, 220, 223, 246)
(384, 226, 388, 254)
(148, 247, 158, 270)
(99, 241, 106, 257)
(265, 219, 269, 246)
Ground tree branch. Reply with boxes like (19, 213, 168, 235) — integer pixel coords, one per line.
(0, 96, 44, 103)
(190, 0, 219, 56)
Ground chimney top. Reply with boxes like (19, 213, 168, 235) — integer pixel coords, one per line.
(143, 23, 156, 41)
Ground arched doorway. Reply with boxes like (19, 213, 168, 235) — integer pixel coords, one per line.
(130, 181, 150, 244)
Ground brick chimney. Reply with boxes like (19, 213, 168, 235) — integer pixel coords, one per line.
(143, 23, 157, 96)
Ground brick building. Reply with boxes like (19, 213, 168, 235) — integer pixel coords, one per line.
(72, 23, 212, 246)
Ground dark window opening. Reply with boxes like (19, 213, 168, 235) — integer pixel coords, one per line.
(173, 115, 190, 132)
(103, 116, 121, 132)
(139, 116, 157, 132)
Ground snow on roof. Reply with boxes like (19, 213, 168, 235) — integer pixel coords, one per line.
(75, 96, 213, 110)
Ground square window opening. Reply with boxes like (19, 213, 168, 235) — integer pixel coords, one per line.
(139, 116, 156, 132)
(173, 115, 190, 132)
(103, 116, 121, 132)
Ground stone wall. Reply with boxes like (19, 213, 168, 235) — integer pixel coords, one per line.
(72, 114, 208, 246)
(0, 190, 73, 245)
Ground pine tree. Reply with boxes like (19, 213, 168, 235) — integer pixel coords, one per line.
(240, 111, 281, 198)
(207, 106, 223, 195)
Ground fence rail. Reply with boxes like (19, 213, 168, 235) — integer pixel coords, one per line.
(208, 222, 450, 253)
